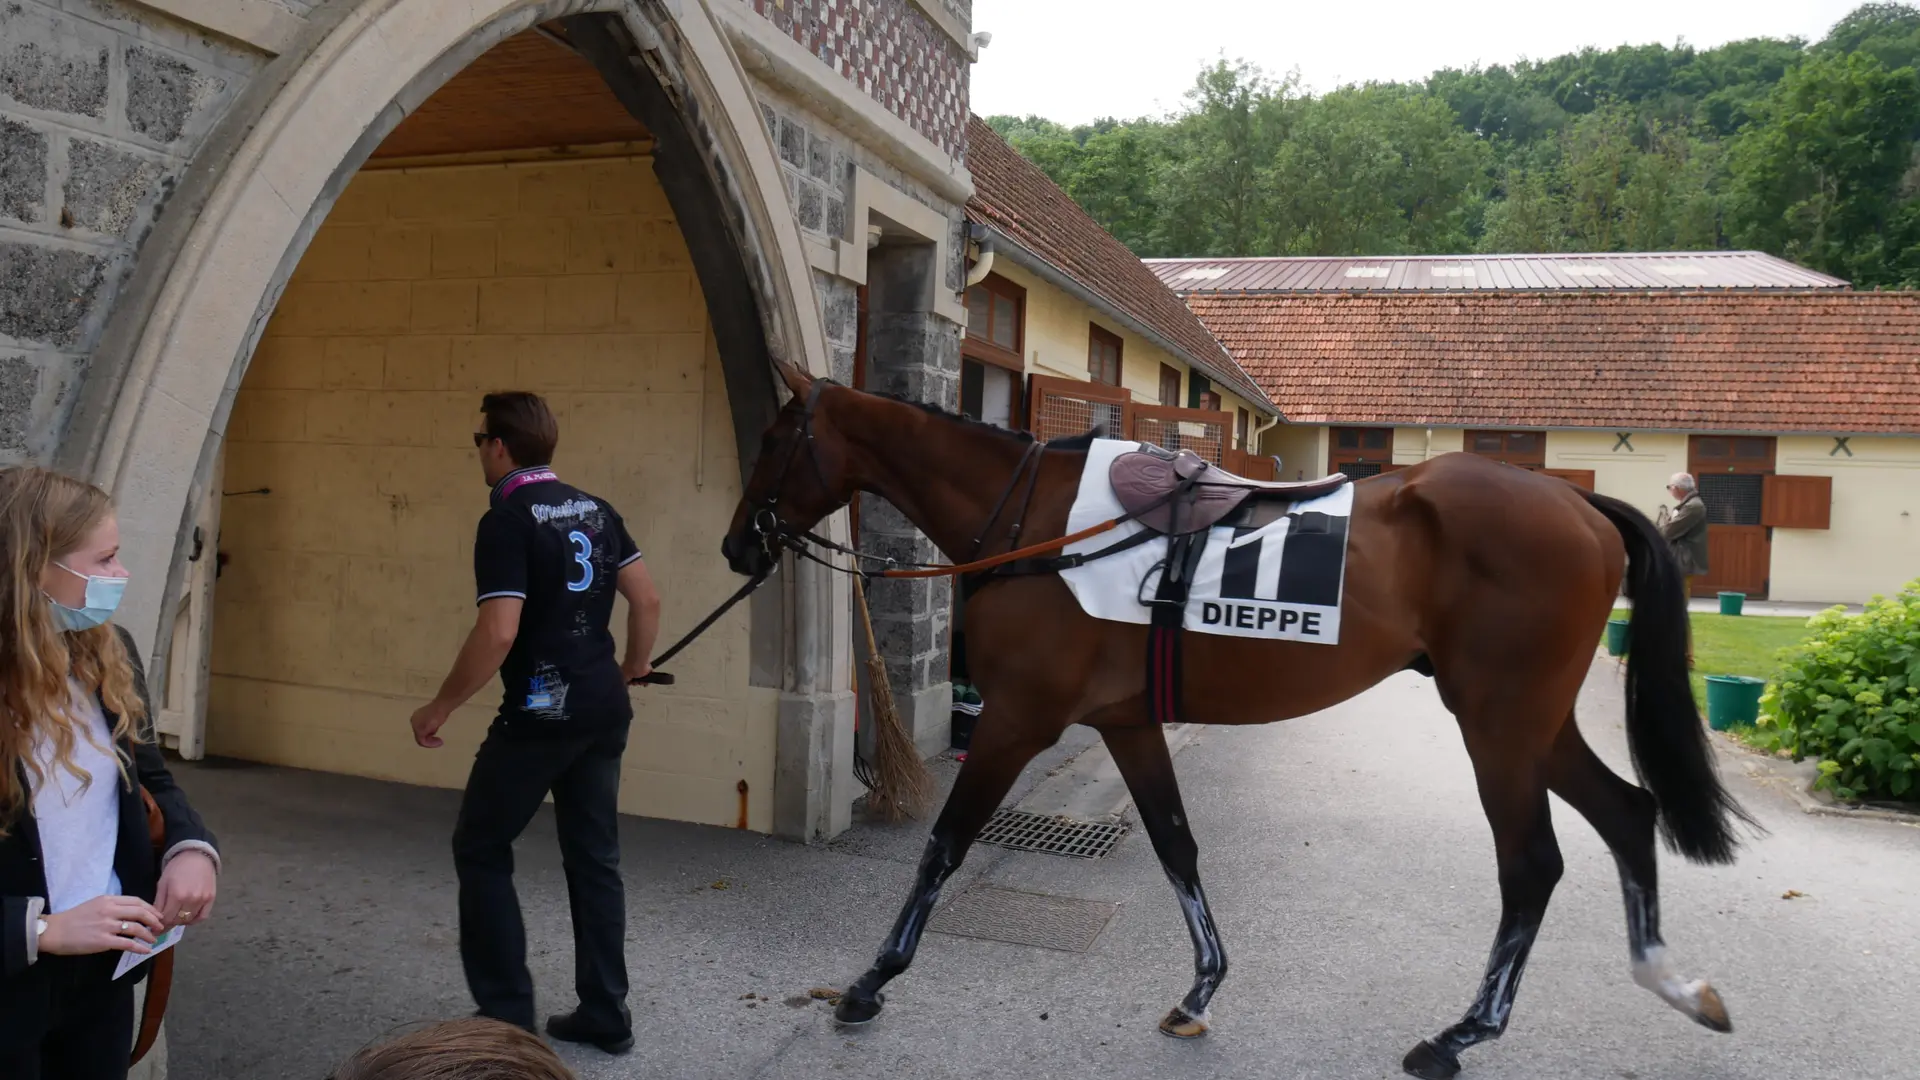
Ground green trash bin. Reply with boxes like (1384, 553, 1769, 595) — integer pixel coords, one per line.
(1704, 675, 1765, 731)
(1718, 591, 1746, 616)
(1604, 618, 1631, 656)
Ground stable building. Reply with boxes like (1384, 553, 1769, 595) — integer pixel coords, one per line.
(1, 0, 990, 843)
(961, 118, 1280, 467)
(1149, 252, 1920, 605)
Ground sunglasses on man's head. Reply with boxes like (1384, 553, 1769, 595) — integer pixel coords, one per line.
(473, 432, 497, 448)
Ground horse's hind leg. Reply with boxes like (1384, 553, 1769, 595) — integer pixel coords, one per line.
(1404, 726, 1565, 1080)
(1546, 715, 1732, 1033)
(834, 708, 1060, 1026)
(1099, 724, 1226, 1038)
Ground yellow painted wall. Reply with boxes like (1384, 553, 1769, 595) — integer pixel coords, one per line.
(1545, 431, 1688, 520)
(1768, 436, 1920, 604)
(985, 262, 1259, 440)
(1264, 423, 1327, 481)
(1392, 426, 1464, 466)
(209, 155, 778, 831)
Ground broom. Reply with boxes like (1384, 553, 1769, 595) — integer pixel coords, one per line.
(853, 574, 934, 822)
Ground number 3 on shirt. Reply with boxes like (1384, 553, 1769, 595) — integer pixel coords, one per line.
(567, 530, 594, 592)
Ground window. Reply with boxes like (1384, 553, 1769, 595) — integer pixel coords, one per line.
(964, 273, 1024, 372)
(1329, 426, 1395, 478)
(1187, 372, 1211, 409)
(1466, 429, 1546, 469)
(1158, 364, 1182, 407)
(1236, 408, 1250, 449)
(961, 358, 1021, 429)
(1088, 324, 1123, 386)
(1333, 426, 1392, 453)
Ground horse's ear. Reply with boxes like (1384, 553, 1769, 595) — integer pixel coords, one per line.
(770, 354, 813, 399)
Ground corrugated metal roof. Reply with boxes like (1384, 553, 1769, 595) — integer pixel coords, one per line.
(1145, 251, 1849, 294)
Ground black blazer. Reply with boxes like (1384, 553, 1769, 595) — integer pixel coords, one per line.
(1, 626, 218, 988)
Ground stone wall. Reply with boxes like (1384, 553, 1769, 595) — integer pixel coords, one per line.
(741, 0, 969, 161)
(751, 79, 964, 755)
(0, 0, 261, 462)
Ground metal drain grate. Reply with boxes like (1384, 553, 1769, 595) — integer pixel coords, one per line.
(975, 809, 1127, 859)
(929, 885, 1118, 952)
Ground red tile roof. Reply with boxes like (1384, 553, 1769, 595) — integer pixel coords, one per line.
(963, 118, 1276, 412)
(1188, 292, 1920, 435)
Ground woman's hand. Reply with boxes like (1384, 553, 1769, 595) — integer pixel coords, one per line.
(155, 850, 218, 928)
(39, 895, 164, 956)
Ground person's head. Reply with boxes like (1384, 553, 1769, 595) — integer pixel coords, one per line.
(1667, 472, 1697, 502)
(475, 392, 559, 486)
(0, 466, 141, 837)
(329, 1018, 578, 1080)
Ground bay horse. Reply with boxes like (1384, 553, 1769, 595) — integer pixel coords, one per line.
(720, 360, 1753, 1079)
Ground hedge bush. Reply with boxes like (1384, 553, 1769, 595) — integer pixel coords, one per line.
(1755, 579, 1920, 802)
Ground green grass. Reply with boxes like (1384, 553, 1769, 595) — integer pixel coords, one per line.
(1607, 609, 1820, 743)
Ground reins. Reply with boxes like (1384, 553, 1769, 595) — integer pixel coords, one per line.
(641, 373, 1179, 679)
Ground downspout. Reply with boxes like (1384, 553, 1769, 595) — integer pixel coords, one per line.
(963, 222, 996, 287)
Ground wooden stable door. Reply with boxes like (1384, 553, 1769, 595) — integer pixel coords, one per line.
(1688, 435, 1772, 598)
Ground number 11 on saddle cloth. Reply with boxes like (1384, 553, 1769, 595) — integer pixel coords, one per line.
(1057, 439, 1355, 646)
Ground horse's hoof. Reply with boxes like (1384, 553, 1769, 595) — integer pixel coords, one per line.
(1691, 984, 1732, 1034)
(1402, 1039, 1461, 1080)
(1157, 1007, 1209, 1038)
(833, 992, 883, 1026)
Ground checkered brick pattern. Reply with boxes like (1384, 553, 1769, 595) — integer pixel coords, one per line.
(747, 0, 969, 161)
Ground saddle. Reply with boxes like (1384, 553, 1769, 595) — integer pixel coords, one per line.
(1110, 446, 1349, 535)
(1104, 444, 1351, 730)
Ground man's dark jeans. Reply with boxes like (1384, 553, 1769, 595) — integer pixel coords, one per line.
(453, 714, 631, 1033)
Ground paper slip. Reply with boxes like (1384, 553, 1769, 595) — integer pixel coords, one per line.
(114, 925, 184, 980)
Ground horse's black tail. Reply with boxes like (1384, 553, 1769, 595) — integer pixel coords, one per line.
(1580, 489, 1757, 865)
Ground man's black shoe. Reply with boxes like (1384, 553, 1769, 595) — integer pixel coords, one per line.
(545, 1011, 635, 1055)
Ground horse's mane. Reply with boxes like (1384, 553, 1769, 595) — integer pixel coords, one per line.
(865, 391, 1104, 452)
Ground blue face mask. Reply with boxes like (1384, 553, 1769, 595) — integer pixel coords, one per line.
(47, 562, 128, 632)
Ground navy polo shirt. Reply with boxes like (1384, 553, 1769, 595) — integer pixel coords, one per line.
(473, 466, 642, 725)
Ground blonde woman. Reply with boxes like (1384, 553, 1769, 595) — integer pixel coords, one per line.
(0, 466, 220, 1079)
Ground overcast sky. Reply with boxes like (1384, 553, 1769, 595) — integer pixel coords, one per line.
(969, 0, 1870, 124)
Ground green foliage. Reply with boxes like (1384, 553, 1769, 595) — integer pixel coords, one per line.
(1755, 581, 1920, 802)
(1726, 52, 1920, 287)
(995, 3, 1920, 283)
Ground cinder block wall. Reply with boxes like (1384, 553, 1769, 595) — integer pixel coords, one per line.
(208, 155, 779, 831)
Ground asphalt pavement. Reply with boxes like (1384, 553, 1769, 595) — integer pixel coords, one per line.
(167, 658, 1918, 1079)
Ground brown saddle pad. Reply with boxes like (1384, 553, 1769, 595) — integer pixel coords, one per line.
(1110, 449, 1350, 535)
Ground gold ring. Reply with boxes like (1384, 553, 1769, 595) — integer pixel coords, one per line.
(179, 910, 194, 919)
(119, 921, 130, 933)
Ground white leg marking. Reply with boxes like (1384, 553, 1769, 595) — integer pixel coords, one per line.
(1631, 945, 1708, 1016)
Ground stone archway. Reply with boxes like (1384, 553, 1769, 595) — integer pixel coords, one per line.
(57, 0, 853, 838)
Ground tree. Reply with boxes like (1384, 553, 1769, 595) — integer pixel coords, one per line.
(1270, 85, 1489, 254)
(1727, 51, 1920, 286)
(1479, 165, 1568, 252)
(1818, 2, 1920, 71)
(1150, 59, 1293, 257)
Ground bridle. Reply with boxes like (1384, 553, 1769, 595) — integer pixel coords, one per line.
(748, 377, 1169, 582)
(646, 370, 1170, 677)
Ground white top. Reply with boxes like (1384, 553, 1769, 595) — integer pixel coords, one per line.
(29, 679, 124, 913)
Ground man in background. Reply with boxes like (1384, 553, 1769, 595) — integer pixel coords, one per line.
(1658, 471, 1709, 665)
(408, 392, 661, 1055)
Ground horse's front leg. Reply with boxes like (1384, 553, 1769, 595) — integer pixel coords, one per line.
(1098, 723, 1227, 1037)
(836, 708, 1059, 1025)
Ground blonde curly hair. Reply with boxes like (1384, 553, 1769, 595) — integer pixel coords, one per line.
(0, 466, 143, 837)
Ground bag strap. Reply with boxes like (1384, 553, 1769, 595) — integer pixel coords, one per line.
(131, 786, 172, 1066)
